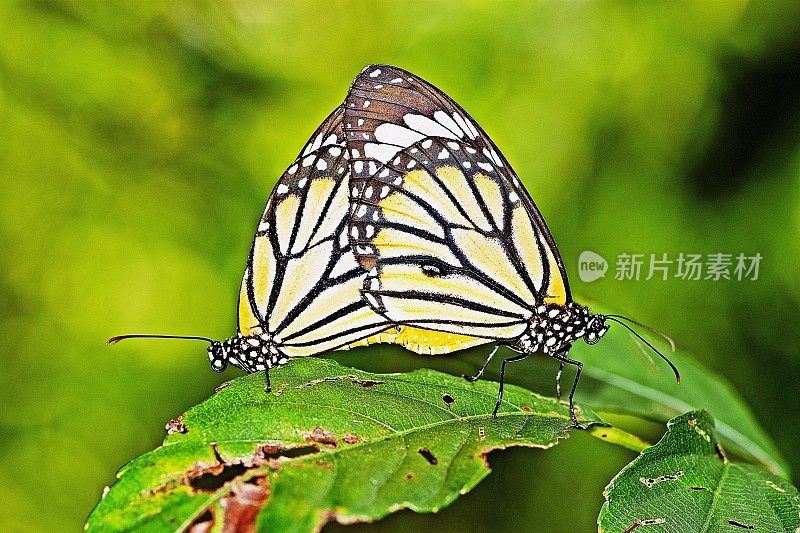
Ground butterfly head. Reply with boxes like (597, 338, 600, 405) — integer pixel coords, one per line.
(207, 340, 229, 372)
(583, 313, 609, 345)
(207, 333, 287, 374)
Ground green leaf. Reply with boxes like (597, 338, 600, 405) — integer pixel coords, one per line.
(599, 410, 800, 533)
(570, 303, 790, 477)
(87, 358, 602, 532)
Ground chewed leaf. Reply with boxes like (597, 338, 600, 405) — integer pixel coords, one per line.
(86, 358, 601, 532)
(599, 410, 800, 533)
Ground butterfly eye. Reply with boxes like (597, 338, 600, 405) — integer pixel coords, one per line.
(584, 332, 601, 345)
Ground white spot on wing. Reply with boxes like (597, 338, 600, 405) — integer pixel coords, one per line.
(403, 113, 459, 140)
(375, 123, 425, 147)
(277, 184, 289, 195)
(370, 69, 382, 77)
(365, 142, 400, 163)
(302, 133, 323, 156)
(490, 148, 504, 167)
(434, 110, 465, 137)
(287, 164, 298, 175)
(316, 159, 328, 171)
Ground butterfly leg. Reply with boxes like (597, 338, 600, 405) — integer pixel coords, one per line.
(264, 368, 272, 393)
(464, 344, 501, 382)
(555, 361, 565, 401)
(491, 353, 529, 417)
(550, 352, 584, 428)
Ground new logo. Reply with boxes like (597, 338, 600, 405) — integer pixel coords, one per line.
(578, 251, 608, 283)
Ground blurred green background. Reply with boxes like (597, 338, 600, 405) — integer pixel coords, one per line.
(2, 1, 800, 531)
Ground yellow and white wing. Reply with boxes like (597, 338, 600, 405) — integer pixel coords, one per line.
(239, 107, 392, 357)
(344, 65, 571, 345)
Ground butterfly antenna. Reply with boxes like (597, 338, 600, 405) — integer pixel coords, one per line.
(605, 314, 676, 352)
(605, 317, 681, 384)
(107, 334, 216, 345)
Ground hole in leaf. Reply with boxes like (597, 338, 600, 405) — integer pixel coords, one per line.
(725, 519, 755, 529)
(257, 444, 320, 460)
(624, 518, 666, 532)
(639, 471, 683, 488)
(418, 448, 438, 465)
(190, 509, 214, 531)
(442, 393, 454, 405)
(189, 463, 248, 491)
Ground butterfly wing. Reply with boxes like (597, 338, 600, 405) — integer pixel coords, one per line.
(345, 65, 570, 344)
(239, 106, 393, 357)
(341, 324, 491, 355)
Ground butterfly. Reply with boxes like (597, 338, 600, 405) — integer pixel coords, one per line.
(344, 65, 679, 425)
(109, 104, 488, 387)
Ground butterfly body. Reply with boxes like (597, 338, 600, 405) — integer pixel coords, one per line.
(208, 332, 284, 374)
(514, 302, 608, 356)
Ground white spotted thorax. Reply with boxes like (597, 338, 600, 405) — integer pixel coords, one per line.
(207, 333, 288, 374)
(514, 302, 609, 355)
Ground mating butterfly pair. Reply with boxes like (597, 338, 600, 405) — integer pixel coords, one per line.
(112, 65, 678, 426)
